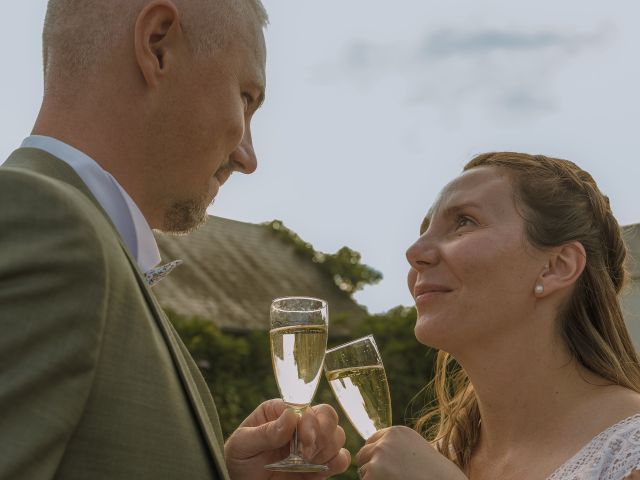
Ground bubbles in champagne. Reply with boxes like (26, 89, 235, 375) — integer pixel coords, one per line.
(326, 365, 391, 439)
(270, 325, 328, 408)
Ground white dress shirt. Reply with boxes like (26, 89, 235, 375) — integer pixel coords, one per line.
(21, 135, 161, 273)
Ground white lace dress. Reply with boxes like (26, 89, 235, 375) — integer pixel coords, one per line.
(547, 414, 640, 479)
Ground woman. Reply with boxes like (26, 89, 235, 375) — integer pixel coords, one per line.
(356, 152, 640, 479)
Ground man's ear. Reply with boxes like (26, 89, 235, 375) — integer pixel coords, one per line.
(538, 241, 587, 297)
(134, 0, 183, 88)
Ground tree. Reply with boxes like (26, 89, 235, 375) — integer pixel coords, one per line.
(265, 220, 382, 295)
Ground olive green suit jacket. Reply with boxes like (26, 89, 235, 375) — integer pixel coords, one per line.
(0, 148, 230, 479)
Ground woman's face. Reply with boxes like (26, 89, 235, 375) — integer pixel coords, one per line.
(406, 166, 547, 353)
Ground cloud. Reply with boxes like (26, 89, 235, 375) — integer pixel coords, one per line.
(500, 89, 555, 112)
(343, 40, 398, 72)
(326, 26, 610, 119)
(421, 29, 602, 59)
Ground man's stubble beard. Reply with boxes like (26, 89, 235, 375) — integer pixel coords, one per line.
(162, 166, 231, 234)
(162, 194, 212, 235)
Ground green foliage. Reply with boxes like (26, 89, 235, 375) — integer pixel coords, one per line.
(169, 311, 278, 434)
(351, 306, 437, 427)
(169, 305, 437, 480)
(333, 306, 437, 478)
(264, 220, 383, 295)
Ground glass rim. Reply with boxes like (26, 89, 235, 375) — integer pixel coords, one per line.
(325, 334, 377, 355)
(271, 296, 328, 313)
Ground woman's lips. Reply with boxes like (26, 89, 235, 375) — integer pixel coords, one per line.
(413, 284, 453, 304)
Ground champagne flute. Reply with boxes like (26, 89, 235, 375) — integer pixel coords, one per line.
(265, 297, 329, 472)
(324, 335, 392, 440)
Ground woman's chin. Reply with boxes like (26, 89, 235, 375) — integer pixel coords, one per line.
(414, 315, 446, 349)
(415, 313, 469, 353)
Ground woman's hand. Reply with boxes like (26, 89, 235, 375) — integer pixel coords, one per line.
(355, 426, 468, 480)
(624, 469, 640, 479)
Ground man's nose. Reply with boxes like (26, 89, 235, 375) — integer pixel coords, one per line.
(230, 127, 257, 174)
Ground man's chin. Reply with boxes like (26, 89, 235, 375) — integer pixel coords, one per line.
(209, 177, 221, 202)
(161, 197, 210, 235)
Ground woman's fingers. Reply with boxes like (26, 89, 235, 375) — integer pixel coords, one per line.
(355, 427, 395, 466)
(355, 440, 378, 466)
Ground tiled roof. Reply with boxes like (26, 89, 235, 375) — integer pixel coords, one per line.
(623, 223, 640, 279)
(153, 216, 367, 332)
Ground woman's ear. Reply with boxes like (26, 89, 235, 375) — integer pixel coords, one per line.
(536, 241, 587, 297)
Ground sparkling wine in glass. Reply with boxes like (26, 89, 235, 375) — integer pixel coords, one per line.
(265, 297, 329, 472)
(324, 335, 392, 440)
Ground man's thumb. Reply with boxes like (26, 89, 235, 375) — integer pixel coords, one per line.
(227, 408, 298, 459)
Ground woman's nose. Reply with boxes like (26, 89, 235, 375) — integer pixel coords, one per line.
(405, 234, 439, 270)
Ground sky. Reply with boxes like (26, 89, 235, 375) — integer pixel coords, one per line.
(1, 1, 639, 313)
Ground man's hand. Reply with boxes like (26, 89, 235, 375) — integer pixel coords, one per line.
(225, 399, 350, 480)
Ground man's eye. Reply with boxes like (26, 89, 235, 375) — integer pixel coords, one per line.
(242, 94, 253, 111)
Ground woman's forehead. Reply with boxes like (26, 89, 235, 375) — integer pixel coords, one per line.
(421, 167, 514, 230)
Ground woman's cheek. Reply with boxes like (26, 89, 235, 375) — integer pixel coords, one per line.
(407, 268, 418, 297)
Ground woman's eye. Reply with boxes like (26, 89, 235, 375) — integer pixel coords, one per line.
(455, 216, 475, 229)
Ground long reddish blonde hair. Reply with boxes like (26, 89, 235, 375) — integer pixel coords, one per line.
(415, 152, 640, 468)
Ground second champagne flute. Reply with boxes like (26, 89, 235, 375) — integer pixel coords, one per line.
(324, 335, 392, 440)
(265, 296, 329, 472)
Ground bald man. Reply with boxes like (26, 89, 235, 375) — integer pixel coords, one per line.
(0, 1, 349, 479)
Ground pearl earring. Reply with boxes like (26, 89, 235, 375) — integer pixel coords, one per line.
(535, 284, 544, 295)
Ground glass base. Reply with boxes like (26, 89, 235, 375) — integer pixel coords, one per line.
(264, 454, 329, 473)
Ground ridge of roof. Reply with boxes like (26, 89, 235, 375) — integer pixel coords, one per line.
(152, 215, 368, 332)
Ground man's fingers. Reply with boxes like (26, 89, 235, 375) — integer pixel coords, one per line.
(302, 448, 351, 480)
(324, 447, 351, 476)
(226, 407, 297, 459)
(301, 404, 347, 463)
(238, 399, 287, 428)
(306, 424, 347, 464)
(298, 404, 341, 459)
(299, 404, 338, 442)
(311, 403, 339, 425)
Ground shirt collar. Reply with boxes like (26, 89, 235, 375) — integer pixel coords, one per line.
(20, 135, 161, 272)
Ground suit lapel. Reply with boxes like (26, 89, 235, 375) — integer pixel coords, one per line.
(127, 262, 230, 480)
(3, 148, 229, 479)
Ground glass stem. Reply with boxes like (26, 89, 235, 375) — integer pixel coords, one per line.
(290, 425, 300, 458)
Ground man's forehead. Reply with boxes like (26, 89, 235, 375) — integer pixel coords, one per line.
(254, 31, 267, 88)
(216, 22, 265, 108)
(239, 23, 267, 86)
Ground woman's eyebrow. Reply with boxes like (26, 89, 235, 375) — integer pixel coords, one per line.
(420, 202, 483, 234)
(441, 202, 482, 218)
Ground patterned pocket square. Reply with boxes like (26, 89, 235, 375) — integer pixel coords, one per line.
(144, 260, 183, 287)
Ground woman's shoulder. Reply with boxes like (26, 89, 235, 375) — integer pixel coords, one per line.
(549, 413, 640, 480)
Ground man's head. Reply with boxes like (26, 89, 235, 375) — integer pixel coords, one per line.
(42, 0, 268, 86)
(40, 0, 268, 233)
